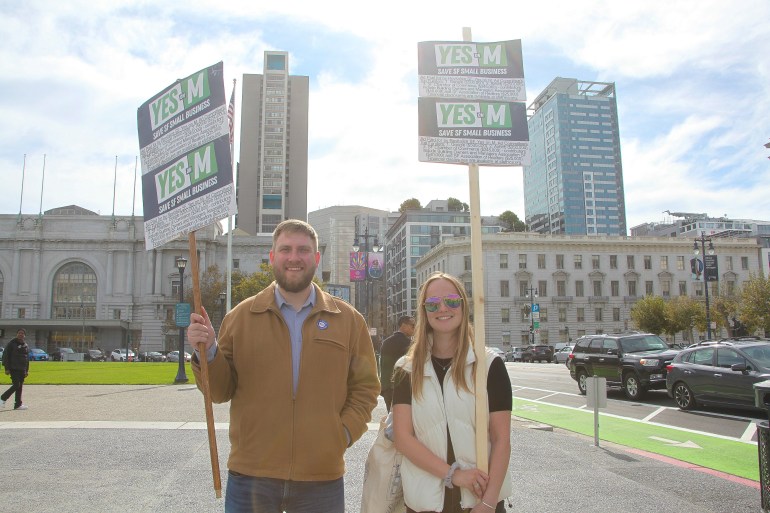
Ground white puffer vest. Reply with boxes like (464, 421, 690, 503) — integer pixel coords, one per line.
(395, 347, 512, 511)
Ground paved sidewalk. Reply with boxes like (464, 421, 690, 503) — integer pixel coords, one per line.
(0, 385, 763, 512)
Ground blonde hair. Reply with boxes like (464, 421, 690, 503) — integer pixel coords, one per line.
(404, 272, 475, 400)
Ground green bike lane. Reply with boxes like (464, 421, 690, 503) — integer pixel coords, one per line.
(511, 389, 762, 482)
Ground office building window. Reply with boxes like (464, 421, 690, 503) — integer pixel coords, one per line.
(540, 307, 548, 322)
(538, 281, 547, 297)
(611, 281, 619, 296)
(695, 282, 703, 297)
(556, 254, 564, 269)
(519, 254, 527, 269)
(644, 256, 652, 270)
(558, 307, 567, 323)
(557, 280, 566, 296)
(613, 308, 620, 322)
(501, 308, 510, 323)
(592, 255, 600, 269)
(575, 280, 584, 297)
(520, 307, 529, 322)
(593, 281, 602, 296)
(725, 256, 733, 270)
(500, 280, 510, 297)
(627, 255, 635, 269)
(662, 280, 671, 297)
(742, 256, 749, 270)
(628, 281, 637, 296)
(677, 256, 685, 271)
(499, 254, 508, 269)
(595, 308, 603, 322)
(464, 256, 472, 270)
(574, 255, 582, 269)
(577, 307, 585, 322)
(660, 256, 668, 270)
(610, 255, 618, 269)
(645, 281, 654, 295)
(679, 281, 687, 295)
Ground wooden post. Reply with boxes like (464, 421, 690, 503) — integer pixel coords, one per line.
(464, 26, 490, 474)
(188, 232, 222, 498)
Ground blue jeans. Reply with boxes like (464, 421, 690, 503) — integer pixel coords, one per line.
(224, 472, 344, 513)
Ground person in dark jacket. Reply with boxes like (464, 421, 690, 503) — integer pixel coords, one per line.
(379, 315, 415, 411)
(2, 328, 30, 410)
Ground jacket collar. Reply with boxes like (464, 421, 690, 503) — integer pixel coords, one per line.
(249, 282, 342, 316)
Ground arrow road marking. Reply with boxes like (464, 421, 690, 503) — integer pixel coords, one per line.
(649, 436, 702, 449)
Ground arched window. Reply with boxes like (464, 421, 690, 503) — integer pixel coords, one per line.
(52, 262, 96, 320)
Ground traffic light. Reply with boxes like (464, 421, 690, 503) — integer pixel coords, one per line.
(529, 326, 534, 334)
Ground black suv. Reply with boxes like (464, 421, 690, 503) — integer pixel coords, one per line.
(522, 345, 554, 363)
(567, 333, 680, 399)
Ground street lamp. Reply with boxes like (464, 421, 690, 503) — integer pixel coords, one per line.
(693, 232, 716, 340)
(526, 285, 538, 345)
(80, 299, 85, 351)
(219, 291, 227, 332)
(175, 256, 188, 384)
(352, 225, 381, 328)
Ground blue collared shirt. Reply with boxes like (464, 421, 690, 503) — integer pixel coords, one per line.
(274, 285, 316, 395)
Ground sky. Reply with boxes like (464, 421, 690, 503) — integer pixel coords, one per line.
(2, 0, 769, 230)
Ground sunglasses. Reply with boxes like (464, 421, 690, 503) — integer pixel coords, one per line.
(423, 294, 463, 312)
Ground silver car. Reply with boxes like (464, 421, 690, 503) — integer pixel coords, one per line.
(554, 345, 574, 365)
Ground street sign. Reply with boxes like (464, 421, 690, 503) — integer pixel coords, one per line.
(175, 303, 191, 327)
(531, 304, 540, 313)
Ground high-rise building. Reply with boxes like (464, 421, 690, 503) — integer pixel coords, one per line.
(524, 77, 626, 236)
(237, 51, 309, 235)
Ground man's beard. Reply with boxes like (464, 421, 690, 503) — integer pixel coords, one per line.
(274, 264, 316, 293)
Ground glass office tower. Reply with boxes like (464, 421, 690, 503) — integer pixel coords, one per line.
(524, 78, 627, 236)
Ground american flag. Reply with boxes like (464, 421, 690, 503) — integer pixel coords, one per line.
(227, 86, 235, 145)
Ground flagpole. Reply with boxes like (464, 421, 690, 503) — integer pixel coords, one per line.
(112, 155, 118, 225)
(18, 154, 26, 224)
(226, 78, 236, 311)
(38, 154, 46, 222)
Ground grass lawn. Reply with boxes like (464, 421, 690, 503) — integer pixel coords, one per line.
(3, 361, 197, 385)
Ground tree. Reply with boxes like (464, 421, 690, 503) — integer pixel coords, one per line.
(664, 295, 702, 344)
(498, 210, 526, 232)
(447, 197, 468, 212)
(630, 296, 667, 335)
(399, 198, 422, 213)
(739, 273, 770, 336)
(710, 283, 740, 336)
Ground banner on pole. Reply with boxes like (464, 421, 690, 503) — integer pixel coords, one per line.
(137, 61, 237, 250)
(418, 98, 529, 165)
(350, 252, 366, 282)
(418, 40, 525, 101)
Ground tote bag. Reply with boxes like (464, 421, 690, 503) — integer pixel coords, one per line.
(360, 413, 405, 513)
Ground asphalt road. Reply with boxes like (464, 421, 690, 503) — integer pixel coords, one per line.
(510, 361, 764, 443)
(0, 382, 763, 512)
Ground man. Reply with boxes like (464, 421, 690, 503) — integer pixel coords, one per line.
(187, 219, 379, 513)
(379, 315, 415, 411)
(1, 328, 30, 410)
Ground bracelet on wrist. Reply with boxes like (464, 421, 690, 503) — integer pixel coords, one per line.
(444, 462, 459, 489)
(480, 500, 495, 509)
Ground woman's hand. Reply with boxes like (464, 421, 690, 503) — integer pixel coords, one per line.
(452, 467, 489, 499)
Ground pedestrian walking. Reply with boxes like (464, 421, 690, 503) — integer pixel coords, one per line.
(379, 315, 415, 412)
(2, 328, 30, 410)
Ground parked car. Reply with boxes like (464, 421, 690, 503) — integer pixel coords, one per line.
(568, 332, 679, 400)
(29, 348, 50, 361)
(666, 339, 770, 412)
(553, 345, 574, 365)
(489, 347, 506, 360)
(505, 347, 523, 362)
(166, 350, 191, 363)
(110, 349, 135, 362)
(51, 347, 76, 361)
(84, 349, 105, 362)
(138, 351, 166, 362)
(522, 345, 554, 363)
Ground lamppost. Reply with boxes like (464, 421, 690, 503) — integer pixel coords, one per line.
(218, 291, 227, 332)
(80, 299, 85, 350)
(693, 232, 716, 340)
(352, 226, 381, 328)
(175, 256, 188, 384)
(526, 285, 538, 345)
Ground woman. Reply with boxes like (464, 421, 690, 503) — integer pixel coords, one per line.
(392, 273, 512, 513)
